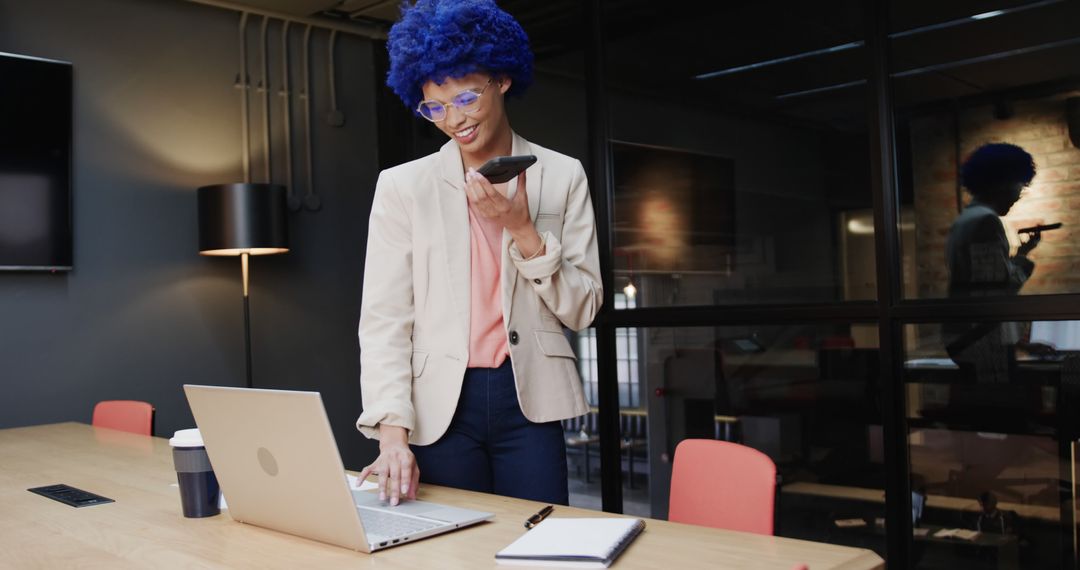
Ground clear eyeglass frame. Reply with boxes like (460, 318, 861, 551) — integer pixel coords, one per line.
(416, 79, 495, 122)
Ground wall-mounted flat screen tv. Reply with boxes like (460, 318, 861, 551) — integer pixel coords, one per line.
(0, 52, 73, 271)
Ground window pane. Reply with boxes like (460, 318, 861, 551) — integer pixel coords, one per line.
(605, 2, 874, 307)
(892, 1, 1080, 299)
(568, 326, 601, 511)
(903, 320, 1080, 569)
(580, 323, 884, 559)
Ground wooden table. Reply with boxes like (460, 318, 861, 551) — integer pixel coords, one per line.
(0, 423, 884, 569)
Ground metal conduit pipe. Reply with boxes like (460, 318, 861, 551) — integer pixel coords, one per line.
(301, 24, 320, 211)
(259, 15, 272, 183)
(237, 12, 251, 183)
(280, 21, 300, 212)
(326, 29, 345, 127)
(186, 0, 387, 40)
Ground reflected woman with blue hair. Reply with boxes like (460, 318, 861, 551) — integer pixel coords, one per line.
(948, 142, 1039, 297)
(356, 0, 602, 507)
(945, 143, 1040, 381)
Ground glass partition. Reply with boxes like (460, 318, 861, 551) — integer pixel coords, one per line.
(903, 320, 1080, 569)
(603, 1, 875, 307)
(891, 0, 1080, 299)
(567, 322, 885, 556)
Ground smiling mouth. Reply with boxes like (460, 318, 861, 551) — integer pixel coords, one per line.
(455, 125, 477, 138)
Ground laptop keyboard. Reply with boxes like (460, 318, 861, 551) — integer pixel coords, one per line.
(358, 506, 441, 539)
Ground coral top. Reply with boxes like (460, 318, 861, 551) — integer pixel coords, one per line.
(466, 203, 510, 368)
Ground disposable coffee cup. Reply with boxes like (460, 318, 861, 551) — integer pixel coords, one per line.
(169, 428, 220, 518)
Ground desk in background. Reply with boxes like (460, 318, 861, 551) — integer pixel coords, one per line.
(0, 423, 883, 569)
(783, 482, 1059, 523)
(782, 482, 1048, 570)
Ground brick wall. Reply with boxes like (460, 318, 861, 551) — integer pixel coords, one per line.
(910, 96, 1080, 298)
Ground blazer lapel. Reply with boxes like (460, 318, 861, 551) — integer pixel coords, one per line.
(437, 140, 471, 343)
(501, 132, 543, 327)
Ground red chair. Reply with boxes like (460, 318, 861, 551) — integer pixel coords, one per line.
(92, 400, 155, 436)
(669, 439, 776, 535)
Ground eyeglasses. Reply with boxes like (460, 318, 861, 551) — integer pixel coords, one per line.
(416, 79, 494, 122)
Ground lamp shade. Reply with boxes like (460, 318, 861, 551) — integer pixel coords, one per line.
(198, 183, 289, 256)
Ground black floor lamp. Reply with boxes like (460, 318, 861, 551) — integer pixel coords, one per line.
(197, 183, 288, 389)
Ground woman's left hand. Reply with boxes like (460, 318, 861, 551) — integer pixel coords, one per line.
(465, 169, 531, 234)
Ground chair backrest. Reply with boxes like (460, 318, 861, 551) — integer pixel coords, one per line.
(669, 439, 776, 534)
(92, 400, 155, 436)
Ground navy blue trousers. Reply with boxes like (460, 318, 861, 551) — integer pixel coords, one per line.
(411, 359, 569, 505)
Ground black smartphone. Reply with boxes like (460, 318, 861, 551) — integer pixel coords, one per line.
(476, 155, 537, 184)
(1018, 222, 1062, 235)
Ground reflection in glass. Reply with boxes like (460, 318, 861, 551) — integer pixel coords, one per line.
(904, 321, 1080, 569)
(567, 323, 885, 554)
(613, 142, 735, 277)
(945, 143, 1040, 308)
(894, 0, 1080, 299)
(605, 1, 873, 307)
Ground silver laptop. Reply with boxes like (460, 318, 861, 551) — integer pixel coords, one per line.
(183, 384, 493, 552)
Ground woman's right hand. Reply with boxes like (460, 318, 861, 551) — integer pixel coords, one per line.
(357, 424, 419, 505)
(1017, 231, 1041, 257)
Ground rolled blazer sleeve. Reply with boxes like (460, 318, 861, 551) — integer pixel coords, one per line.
(508, 160, 602, 331)
(356, 171, 416, 439)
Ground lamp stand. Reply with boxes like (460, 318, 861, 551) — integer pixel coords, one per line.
(241, 252, 253, 389)
(198, 183, 287, 390)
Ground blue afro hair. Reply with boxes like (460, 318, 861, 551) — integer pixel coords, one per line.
(386, 0, 533, 112)
(961, 143, 1036, 198)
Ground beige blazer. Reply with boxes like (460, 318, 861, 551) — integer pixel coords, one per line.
(355, 133, 602, 445)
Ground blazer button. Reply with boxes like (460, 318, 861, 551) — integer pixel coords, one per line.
(509, 331, 520, 345)
(533, 278, 542, 285)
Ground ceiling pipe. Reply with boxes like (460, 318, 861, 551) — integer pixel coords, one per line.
(301, 25, 321, 211)
(259, 15, 272, 184)
(186, 0, 387, 40)
(236, 12, 251, 183)
(280, 21, 300, 211)
(327, 29, 345, 127)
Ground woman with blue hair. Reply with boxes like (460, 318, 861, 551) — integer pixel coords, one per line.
(355, 0, 601, 507)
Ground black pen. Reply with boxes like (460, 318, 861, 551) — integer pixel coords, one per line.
(524, 505, 554, 529)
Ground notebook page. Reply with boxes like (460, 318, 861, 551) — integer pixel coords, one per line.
(498, 518, 642, 560)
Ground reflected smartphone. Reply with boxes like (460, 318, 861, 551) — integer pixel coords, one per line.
(1018, 222, 1062, 235)
(476, 155, 537, 184)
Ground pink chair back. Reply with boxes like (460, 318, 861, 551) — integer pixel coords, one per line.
(92, 400, 154, 436)
(669, 439, 776, 534)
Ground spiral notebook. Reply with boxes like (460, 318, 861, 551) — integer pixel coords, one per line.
(495, 517, 646, 568)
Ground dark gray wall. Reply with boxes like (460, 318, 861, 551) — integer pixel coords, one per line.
(0, 0, 380, 468)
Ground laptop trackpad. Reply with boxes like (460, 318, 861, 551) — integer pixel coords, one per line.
(416, 506, 483, 523)
(353, 490, 464, 519)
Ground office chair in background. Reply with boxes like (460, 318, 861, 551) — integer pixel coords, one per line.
(92, 400, 155, 436)
(669, 439, 777, 535)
